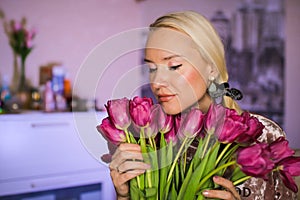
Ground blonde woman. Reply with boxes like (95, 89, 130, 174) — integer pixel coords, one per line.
(108, 11, 297, 200)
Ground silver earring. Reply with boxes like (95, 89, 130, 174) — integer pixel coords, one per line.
(208, 76, 217, 94)
(208, 77, 224, 104)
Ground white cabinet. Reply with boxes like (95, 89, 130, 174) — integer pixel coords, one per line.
(0, 112, 115, 199)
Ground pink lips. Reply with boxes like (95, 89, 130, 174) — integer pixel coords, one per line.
(158, 94, 176, 102)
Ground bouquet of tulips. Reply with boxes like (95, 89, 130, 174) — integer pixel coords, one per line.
(97, 96, 300, 200)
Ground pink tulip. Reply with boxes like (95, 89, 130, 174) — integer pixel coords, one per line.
(129, 96, 153, 127)
(216, 116, 248, 143)
(235, 112, 264, 144)
(105, 97, 131, 130)
(237, 143, 274, 180)
(205, 104, 248, 143)
(97, 117, 127, 145)
(177, 108, 205, 140)
(25, 28, 36, 40)
(13, 21, 22, 31)
(25, 40, 33, 48)
(164, 126, 177, 144)
(155, 104, 173, 134)
(269, 137, 295, 163)
(277, 156, 300, 193)
(144, 104, 161, 138)
(205, 103, 226, 132)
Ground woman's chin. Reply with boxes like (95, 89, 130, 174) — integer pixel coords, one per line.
(160, 103, 183, 115)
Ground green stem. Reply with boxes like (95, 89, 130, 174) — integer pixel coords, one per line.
(149, 136, 154, 149)
(140, 128, 152, 189)
(124, 129, 131, 143)
(201, 130, 212, 159)
(196, 160, 236, 191)
(215, 143, 231, 167)
(233, 176, 252, 186)
(167, 137, 188, 182)
(125, 128, 143, 190)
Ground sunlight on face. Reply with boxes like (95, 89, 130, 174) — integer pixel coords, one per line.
(145, 28, 213, 115)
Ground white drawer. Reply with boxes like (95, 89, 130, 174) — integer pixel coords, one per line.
(0, 112, 114, 197)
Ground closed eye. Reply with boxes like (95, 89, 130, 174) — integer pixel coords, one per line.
(149, 67, 157, 73)
(170, 64, 182, 71)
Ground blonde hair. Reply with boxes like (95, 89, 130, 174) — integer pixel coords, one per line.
(150, 11, 242, 113)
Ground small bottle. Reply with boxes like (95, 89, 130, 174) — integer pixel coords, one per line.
(44, 80, 55, 112)
(0, 75, 11, 102)
(64, 74, 72, 111)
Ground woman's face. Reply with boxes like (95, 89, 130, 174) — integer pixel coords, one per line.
(145, 28, 213, 115)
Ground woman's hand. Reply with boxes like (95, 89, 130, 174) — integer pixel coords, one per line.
(109, 143, 150, 199)
(202, 176, 241, 200)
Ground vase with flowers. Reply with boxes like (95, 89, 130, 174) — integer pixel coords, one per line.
(3, 15, 35, 108)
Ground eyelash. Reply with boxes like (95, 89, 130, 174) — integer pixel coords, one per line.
(148, 64, 182, 73)
(170, 64, 182, 71)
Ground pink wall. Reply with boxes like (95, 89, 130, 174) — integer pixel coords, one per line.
(0, 0, 299, 148)
(0, 0, 142, 106)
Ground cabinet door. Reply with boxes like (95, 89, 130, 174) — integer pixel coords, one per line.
(0, 113, 115, 198)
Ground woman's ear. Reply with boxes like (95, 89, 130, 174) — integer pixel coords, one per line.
(207, 64, 219, 79)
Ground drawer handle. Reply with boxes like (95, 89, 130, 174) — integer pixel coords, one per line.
(31, 122, 70, 128)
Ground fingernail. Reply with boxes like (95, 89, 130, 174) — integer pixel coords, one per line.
(213, 175, 219, 181)
(202, 190, 209, 196)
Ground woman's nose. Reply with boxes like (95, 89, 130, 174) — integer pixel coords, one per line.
(150, 68, 169, 89)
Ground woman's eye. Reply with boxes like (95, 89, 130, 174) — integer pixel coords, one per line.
(169, 64, 182, 71)
(148, 67, 157, 73)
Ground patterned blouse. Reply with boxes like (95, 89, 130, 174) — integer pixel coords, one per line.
(235, 114, 298, 200)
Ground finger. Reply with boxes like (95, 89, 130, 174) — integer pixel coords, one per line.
(111, 144, 142, 162)
(110, 151, 144, 171)
(117, 160, 151, 173)
(212, 176, 240, 200)
(110, 169, 145, 198)
(110, 168, 145, 187)
(110, 144, 143, 170)
(202, 189, 232, 199)
(118, 143, 141, 153)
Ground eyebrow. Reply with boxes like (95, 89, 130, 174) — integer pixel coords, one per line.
(144, 54, 183, 63)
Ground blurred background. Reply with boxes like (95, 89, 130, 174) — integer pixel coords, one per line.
(0, 0, 299, 147)
(0, 0, 299, 199)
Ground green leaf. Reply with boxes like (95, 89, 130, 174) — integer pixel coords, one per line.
(129, 132, 137, 144)
(130, 178, 143, 200)
(159, 134, 168, 199)
(231, 166, 247, 183)
(169, 181, 178, 199)
(175, 162, 180, 190)
(192, 138, 204, 169)
(176, 161, 194, 199)
(181, 151, 210, 199)
(145, 187, 157, 198)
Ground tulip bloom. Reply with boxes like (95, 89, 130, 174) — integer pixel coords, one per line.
(237, 143, 274, 180)
(164, 126, 177, 144)
(144, 104, 161, 138)
(155, 105, 173, 134)
(96, 117, 127, 145)
(269, 137, 295, 163)
(205, 103, 226, 132)
(105, 97, 131, 130)
(216, 116, 247, 143)
(235, 112, 264, 144)
(205, 104, 248, 143)
(277, 156, 300, 193)
(129, 96, 153, 127)
(178, 108, 205, 140)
